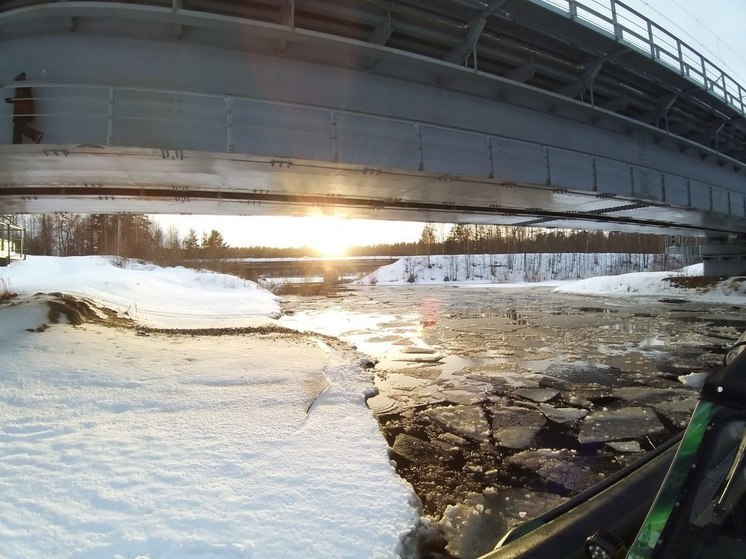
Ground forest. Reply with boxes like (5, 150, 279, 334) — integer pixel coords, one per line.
(9, 214, 696, 268)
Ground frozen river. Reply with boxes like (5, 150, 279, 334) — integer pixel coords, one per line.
(280, 285, 746, 558)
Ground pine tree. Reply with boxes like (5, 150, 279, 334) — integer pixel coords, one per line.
(183, 228, 200, 261)
(201, 229, 228, 269)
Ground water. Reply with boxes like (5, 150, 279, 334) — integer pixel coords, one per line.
(278, 285, 745, 558)
(280, 285, 742, 382)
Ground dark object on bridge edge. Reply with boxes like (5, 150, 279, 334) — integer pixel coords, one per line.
(5, 71, 43, 144)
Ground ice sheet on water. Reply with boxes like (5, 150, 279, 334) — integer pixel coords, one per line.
(437, 488, 567, 559)
(392, 433, 445, 465)
(380, 372, 431, 391)
(578, 407, 665, 444)
(538, 404, 588, 424)
(540, 362, 627, 389)
(439, 387, 489, 406)
(366, 393, 402, 415)
(490, 407, 547, 449)
(609, 386, 697, 428)
(514, 388, 559, 403)
(506, 449, 605, 493)
(606, 441, 643, 453)
(653, 397, 698, 428)
(612, 386, 694, 405)
(422, 405, 491, 443)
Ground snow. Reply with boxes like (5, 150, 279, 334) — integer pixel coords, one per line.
(678, 372, 709, 389)
(557, 264, 746, 304)
(0, 256, 421, 559)
(358, 255, 746, 305)
(357, 253, 684, 286)
(1, 256, 281, 328)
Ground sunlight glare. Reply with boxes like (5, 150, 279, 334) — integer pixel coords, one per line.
(306, 216, 351, 256)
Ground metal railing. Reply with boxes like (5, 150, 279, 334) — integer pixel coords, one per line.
(0, 81, 743, 217)
(535, 0, 745, 116)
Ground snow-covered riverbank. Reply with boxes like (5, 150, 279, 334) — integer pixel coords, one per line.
(358, 253, 685, 285)
(0, 256, 421, 559)
(357, 254, 746, 305)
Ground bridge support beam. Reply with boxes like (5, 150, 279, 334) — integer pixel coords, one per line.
(702, 235, 746, 277)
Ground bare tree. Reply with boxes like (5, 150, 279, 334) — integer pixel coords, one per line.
(419, 223, 437, 267)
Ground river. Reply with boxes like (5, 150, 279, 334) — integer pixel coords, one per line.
(279, 285, 745, 558)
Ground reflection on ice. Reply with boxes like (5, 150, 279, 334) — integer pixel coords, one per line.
(506, 448, 606, 493)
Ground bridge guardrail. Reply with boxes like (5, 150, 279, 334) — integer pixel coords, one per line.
(1, 81, 743, 219)
(537, 0, 745, 116)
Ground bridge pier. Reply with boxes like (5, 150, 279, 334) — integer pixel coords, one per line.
(702, 235, 746, 277)
(323, 267, 339, 288)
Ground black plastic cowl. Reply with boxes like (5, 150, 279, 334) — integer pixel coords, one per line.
(700, 349, 746, 409)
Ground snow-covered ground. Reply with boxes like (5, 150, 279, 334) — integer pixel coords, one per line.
(555, 263, 746, 304)
(2, 253, 743, 559)
(0, 256, 421, 559)
(357, 254, 746, 306)
(0, 256, 281, 328)
(358, 253, 684, 286)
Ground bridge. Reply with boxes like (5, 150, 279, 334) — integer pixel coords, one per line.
(0, 0, 745, 274)
(217, 256, 400, 282)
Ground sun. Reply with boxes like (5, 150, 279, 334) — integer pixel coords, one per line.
(305, 216, 352, 257)
(312, 236, 350, 257)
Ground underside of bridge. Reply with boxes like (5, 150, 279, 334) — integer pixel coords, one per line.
(0, 1, 745, 274)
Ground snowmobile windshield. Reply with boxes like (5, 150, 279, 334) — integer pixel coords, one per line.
(654, 417, 746, 558)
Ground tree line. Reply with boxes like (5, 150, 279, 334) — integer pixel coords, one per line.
(10, 214, 691, 267)
(416, 224, 676, 261)
(16, 214, 229, 267)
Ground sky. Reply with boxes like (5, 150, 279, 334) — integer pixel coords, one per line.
(622, 0, 746, 84)
(2, 254, 744, 557)
(153, 0, 746, 252)
(153, 214, 427, 253)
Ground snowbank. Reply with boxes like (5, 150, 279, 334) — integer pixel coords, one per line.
(0, 256, 421, 558)
(357, 253, 684, 286)
(0, 255, 281, 328)
(356, 254, 745, 304)
(556, 264, 746, 304)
